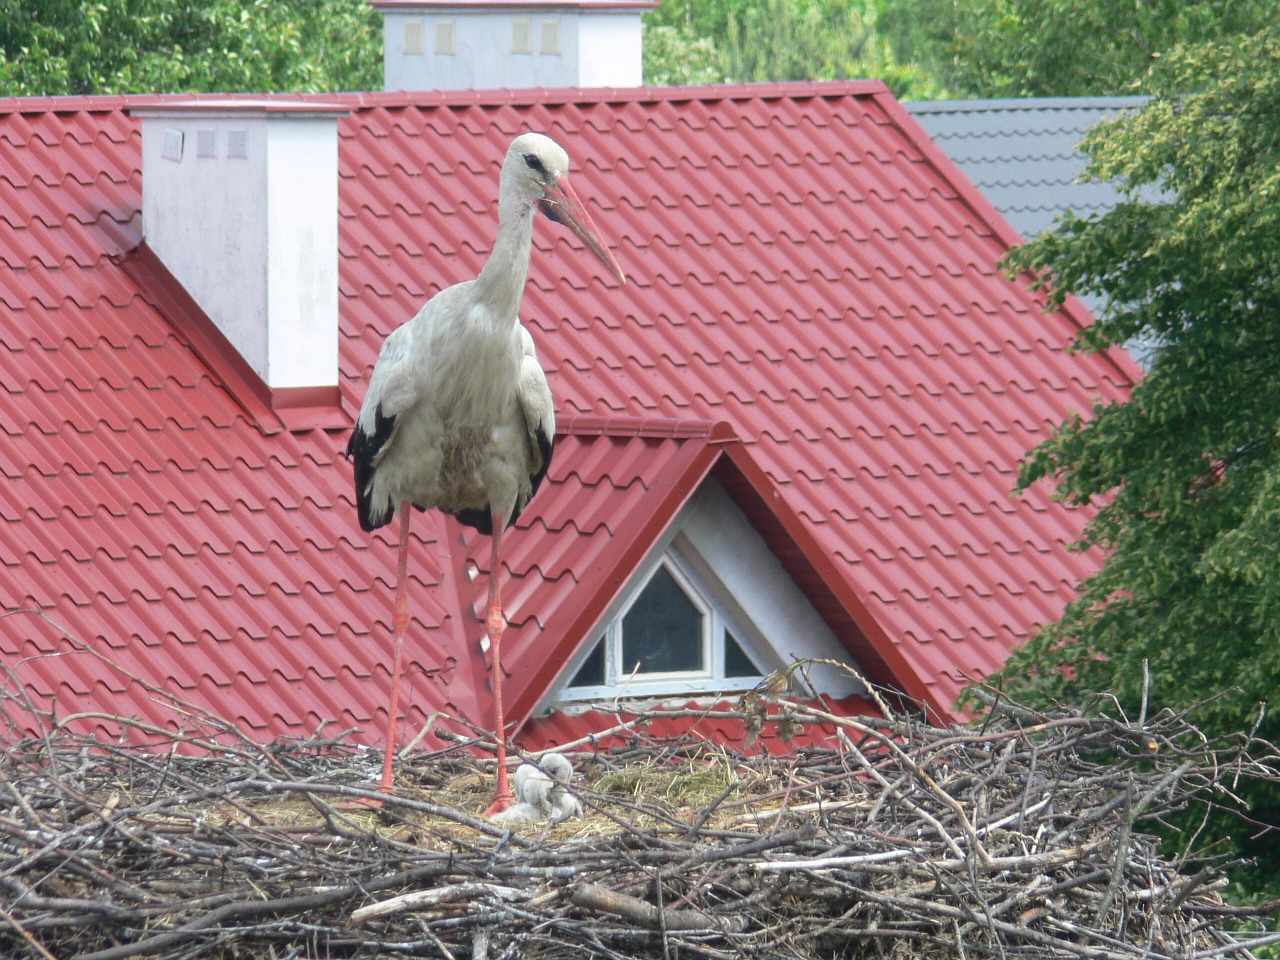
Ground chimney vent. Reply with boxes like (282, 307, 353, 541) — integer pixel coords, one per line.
(540, 18, 560, 55)
(403, 18, 425, 55)
(511, 18, 532, 55)
(196, 128, 217, 158)
(435, 19, 455, 55)
(161, 128, 184, 162)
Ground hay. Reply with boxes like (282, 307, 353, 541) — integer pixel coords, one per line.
(1, 683, 1278, 960)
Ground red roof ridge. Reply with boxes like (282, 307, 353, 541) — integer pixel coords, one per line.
(336, 80, 891, 111)
(564, 79, 890, 102)
(557, 414, 735, 442)
(0, 81, 894, 119)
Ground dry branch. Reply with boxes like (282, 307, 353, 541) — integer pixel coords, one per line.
(351, 882, 526, 924)
(571, 883, 746, 932)
(0, 683, 1276, 960)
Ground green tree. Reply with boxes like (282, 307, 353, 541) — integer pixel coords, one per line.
(0, 0, 380, 95)
(905, 0, 1274, 97)
(641, 24, 722, 87)
(642, 0, 947, 101)
(994, 25, 1280, 871)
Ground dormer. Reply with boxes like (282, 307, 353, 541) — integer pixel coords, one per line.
(545, 479, 868, 712)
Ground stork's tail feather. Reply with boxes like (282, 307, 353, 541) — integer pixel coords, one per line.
(528, 426, 554, 501)
(355, 488, 393, 533)
(450, 506, 494, 536)
(450, 427, 554, 536)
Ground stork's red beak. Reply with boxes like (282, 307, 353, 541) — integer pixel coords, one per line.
(539, 178, 626, 284)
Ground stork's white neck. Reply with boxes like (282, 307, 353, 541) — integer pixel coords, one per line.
(473, 172, 537, 327)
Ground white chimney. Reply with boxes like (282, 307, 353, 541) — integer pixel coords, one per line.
(374, 0, 655, 91)
(132, 101, 348, 414)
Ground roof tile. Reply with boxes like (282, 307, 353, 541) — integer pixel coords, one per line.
(0, 83, 1138, 747)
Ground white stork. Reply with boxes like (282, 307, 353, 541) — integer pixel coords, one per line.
(347, 132, 624, 815)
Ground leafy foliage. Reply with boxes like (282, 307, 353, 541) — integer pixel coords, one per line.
(911, 0, 1274, 97)
(642, 0, 947, 100)
(993, 25, 1280, 871)
(640, 24, 723, 88)
(0, 0, 380, 95)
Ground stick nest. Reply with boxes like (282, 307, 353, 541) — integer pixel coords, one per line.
(2, 688, 1278, 960)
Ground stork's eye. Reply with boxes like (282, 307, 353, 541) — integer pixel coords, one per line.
(524, 153, 546, 174)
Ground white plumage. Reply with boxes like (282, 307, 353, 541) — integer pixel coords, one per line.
(347, 132, 624, 814)
(490, 754, 583, 826)
(353, 294, 555, 535)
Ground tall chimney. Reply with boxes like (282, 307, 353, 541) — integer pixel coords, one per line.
(373, 0, 655, 92)
(132, 101, 348, 417)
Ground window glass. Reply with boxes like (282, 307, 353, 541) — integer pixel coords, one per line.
(569, 638, 605, 687)
(621, 566, 703, 674)
(724, 630, 761, 679)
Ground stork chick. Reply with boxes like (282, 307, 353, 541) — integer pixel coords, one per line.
(490, 754, 583, 826)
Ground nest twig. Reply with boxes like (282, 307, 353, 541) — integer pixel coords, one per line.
(1, 678, 1278, 960)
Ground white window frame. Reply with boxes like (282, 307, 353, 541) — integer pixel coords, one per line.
(542, 478, 867, 714)
(616, 557, 712, 684)
(559, 548, 769, 703)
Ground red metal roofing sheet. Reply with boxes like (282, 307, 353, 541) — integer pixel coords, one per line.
(0, 83, 1135, 753)
(520, 694, 886, 755)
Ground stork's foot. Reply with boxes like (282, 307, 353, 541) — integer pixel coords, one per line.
(335, 777, 396, 811)
(483, 790, 517, 818)
(336, 794, 388, 812)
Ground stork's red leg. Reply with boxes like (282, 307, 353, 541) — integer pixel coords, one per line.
(482, 515, 515, 816)
(378, 504, 413, 794)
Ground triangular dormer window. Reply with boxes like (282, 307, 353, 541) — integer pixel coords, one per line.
(562, 552, 766, 701)
(545, 478, 864, 710)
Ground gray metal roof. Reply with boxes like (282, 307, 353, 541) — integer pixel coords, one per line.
(907, 96, 1150, 241)
(908, 97, 1159, 368)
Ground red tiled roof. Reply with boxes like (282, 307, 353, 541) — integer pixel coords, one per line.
(0, 83, 1136, 749)
(521, 694, 884, 755)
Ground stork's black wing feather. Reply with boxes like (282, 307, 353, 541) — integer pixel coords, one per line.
(346, 403, 397, 533)
(525, 421, 554, 505)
